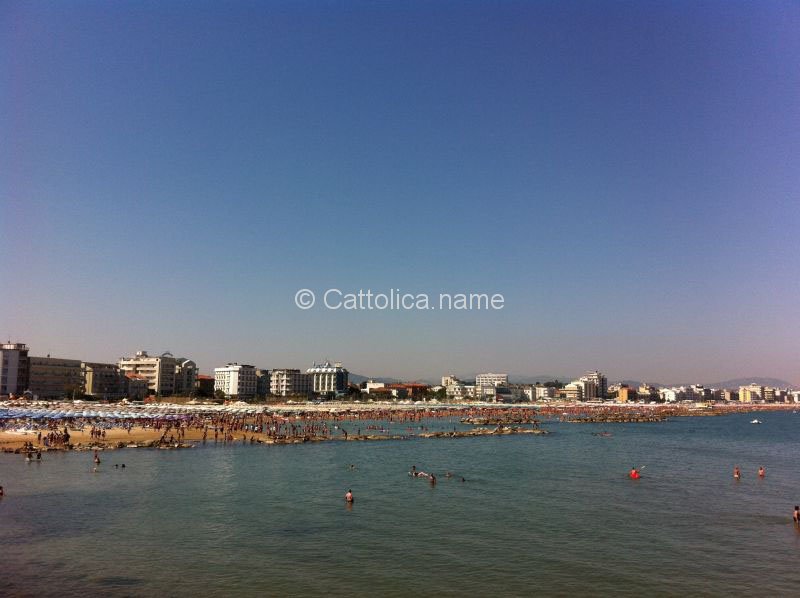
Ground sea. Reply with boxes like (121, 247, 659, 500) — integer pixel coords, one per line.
(1, 410, 799, 597)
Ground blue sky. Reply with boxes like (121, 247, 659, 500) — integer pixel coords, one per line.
(2, 1, 799, 383)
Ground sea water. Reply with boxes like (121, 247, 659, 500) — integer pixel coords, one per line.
(2, 411, 799, 596)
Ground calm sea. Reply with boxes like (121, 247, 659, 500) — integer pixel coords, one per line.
(2, 411, 799, 597)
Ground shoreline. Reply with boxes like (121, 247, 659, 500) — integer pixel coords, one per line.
(1, 400, 794, 453)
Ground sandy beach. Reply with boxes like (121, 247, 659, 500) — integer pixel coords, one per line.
(1, 400, 795, 452)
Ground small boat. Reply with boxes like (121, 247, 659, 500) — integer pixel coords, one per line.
(750, 419, 762, 424)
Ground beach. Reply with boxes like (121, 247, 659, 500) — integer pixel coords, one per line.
(1, 400, 794, 453)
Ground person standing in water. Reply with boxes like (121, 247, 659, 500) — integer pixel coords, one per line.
(734, 466, 741, 480)
(345, 489, 354, 503)
(758, 466, 765, 478)
(793, 506, 799, 525)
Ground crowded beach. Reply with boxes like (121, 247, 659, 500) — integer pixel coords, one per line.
(0, 400, 794, 455)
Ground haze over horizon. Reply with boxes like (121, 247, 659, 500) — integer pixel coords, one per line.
(3, 1, 799, 385)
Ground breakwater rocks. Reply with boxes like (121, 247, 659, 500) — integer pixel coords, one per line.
(419, 427, 548, 438)
(563, 414, 667, 423)
(460, 417, 541, 426)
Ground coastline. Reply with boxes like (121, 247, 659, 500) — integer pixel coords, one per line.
(1, 400, 794, 453)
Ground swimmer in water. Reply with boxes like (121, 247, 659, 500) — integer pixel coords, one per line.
(734, 466, 741, 480)
(345, 489, 354, 503)
(758, 466, 765, 478)
(794, 506, 799, 525)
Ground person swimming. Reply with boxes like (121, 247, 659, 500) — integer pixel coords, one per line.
(758, 466, 765, 478)
(345, 489, 354, 503)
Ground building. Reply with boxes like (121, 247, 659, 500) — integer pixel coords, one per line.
(564, 382, 583, 401)
(214, 363, 257, 399)
(174, 358, 197, 396)
(256, 369, 271, 397)
(722, 389, 739, 402)
(124, 374, 149, 400)
(270, 369, 312, 397)
(195, 374, 215, 397)
(638, 384, 659, 402)
(441, 375, 461, 387)
(581, 371, 608, 399)
(576, 378, 598, 401)
(617, 385, 637, 403)
(82, 362, 126, 400)
(475, 373, 509, 387)
(306, 361, 349, 394)
(0, 342, 29, 397)
(535, 385, 556, 400)
(364, 380, 386, 394)
(28, 356, 83, 399)
(739, 384, 764, 403)
(386, 383, 431, 399)
(446, 383, 472, 400)
(118, 350, 176, 396)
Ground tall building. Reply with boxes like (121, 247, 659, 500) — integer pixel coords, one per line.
(28, 356, 83, 399)
(214, 363, 257, 399)
(307, 361, 349, 394)
(118, 350, 196, 397)
(0, 342, 29, 397)
(581, 371, 608, 399)
(174, 358, 198, 396)
(475, 373, 509, 387)
(270, 369, 312, 397)
(256, 369, 271, 397)
(82, 362, 126, 399)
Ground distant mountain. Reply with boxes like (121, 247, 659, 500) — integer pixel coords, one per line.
(348, 373, 403, 385)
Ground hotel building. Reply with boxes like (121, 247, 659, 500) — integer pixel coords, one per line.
(214, 363, 257, 399)
(475, 373, 509, 387)
(307, 361, 349, 394)
(118, 350, 196, 397)
(28, 356, 83, 399)
(270, 369, 312, 397)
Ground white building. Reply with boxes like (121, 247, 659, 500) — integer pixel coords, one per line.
(364, 380, 386, 393)
(270, 369, 312, 397)
(446, 384, 473, 400)
(535, 385, 556, 400)
(441, 375, 461, 387)
(564, 382, 583, 401)
(306, 361, 349, 394)
(475, 373, 509, 387)
(119, 351, 175, 396)
(214, 363, 257, 399)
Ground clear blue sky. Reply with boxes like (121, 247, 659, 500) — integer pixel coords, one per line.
(2, 1, 799, 384)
